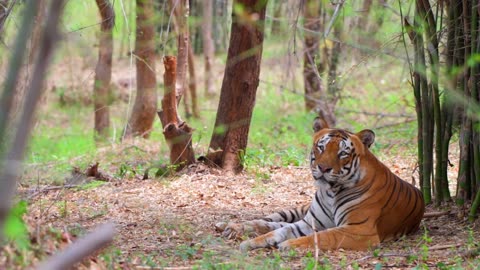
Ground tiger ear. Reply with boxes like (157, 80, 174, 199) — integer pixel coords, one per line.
(313, 117, 329, 132)
(356, 129, 375, 148)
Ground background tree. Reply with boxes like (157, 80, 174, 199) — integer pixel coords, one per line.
(270, 0, 286, 35)
(0, 0, 61, 234)
(208, 0, 268, 173)
(168, 0, 199, 119)
(158, 0, 196, 171)
(187, 44, 199, 118)
(213, 0, 229, 53)
(404, 0, 480, 218)
(0, 0, 10, 36)
(123, 0, 157, 139)
(168, 0, 189, 113)
(303, 0, 322, 112)
(158, 56, 195, 170)
(202, 0, 215, 97)
(93, 0, 114, 141)
(303, 0, 337, 127)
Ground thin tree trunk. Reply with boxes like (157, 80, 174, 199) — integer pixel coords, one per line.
(170, 0, 189, 103)
(412, 1, 432, 204)
(303, 0, 321, 111)
(356, 0, 372, 30)
(202, 0, 215, 97)
(208, 0, 268, 173)
(404, 15, 425, 200)
(419, 0, 443, 205)
(326, 17, 342, 120)
(213, 0, 228, 53)
(0, 0, 64, 236)
(158, 56, 195, 170)
(123, 0, 157, 139)
(270, 0, 285, 35)
(94, 0, 114, 141)
(0, 0, 11, 37)
(440, 0, 458, 203)
(188, 44, 199, 118)
(10, 0, 47, 124)
(0, 1, 39, 149)
(457, 0, 473, 205)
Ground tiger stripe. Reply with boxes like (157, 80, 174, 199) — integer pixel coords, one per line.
(222, 119, 425, 252)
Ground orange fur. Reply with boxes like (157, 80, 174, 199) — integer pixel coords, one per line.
(224, 120, 425, 252)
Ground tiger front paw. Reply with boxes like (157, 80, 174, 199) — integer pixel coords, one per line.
(221, 222, 245, 240)
(239, 240, 253, 252)
(278, 237, 313, 251)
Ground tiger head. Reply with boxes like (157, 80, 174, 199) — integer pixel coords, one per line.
(310, 117, 375, 189)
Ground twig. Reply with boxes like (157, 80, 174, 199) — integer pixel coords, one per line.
(423, 210, 451, 218)
(0, 0, 61, 237)
(37, 222, 116, 270)
(428, 243, 462, 251)
(358, 252, 412, 262)
(374, 118, 416, 129)
(461, 247, 480, 259)
(324, 0, 345, 38)
(26, 185, 79, 200)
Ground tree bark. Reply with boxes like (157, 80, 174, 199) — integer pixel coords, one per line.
(213, 0, 228, 53)
(0, 0, 64, 238)
(202, 0, 215, 97)
(208, 0, 268, 173)
(270, 0, 285, 35)
(123, 0, 157, 139)
(0, 0, 10, 37)
(170, 0, 189, 101)
(356, 0, 372, 31)
(158, 56, 195, 170)
(10, 0, 47, 125)
(187, 44, 199, 118)
(94, 0, 114, 141)
(303, 0, 321, 111)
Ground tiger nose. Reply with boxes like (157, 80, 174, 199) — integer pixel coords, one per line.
(318, 164, 332, 173)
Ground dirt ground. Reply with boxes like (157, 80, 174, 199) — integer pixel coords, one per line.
(17, 142, 480, 269)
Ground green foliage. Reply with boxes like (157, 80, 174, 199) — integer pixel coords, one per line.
(28, 105, 95, 165)
(3, 200, 30, 251)
(78, 180, 106, 190)
(175, 243, 202, 261)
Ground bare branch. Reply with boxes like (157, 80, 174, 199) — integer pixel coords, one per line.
(0, 0, 64, 235)
(37, 223, 116, 270)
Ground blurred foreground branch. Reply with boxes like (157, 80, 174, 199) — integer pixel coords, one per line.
(37, 223, 116, 270)
(0, 0, 63, 236)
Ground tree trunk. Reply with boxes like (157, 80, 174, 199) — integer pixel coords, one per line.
(0, 0, 64, 237)
(270, 0, 285, 35)
(0, 0, 40, 157)
(356, 0, 372, 31)
(202, 0, 215, 97)
(158, 56, 195, 170)
(170, 0, 189, 103)
(123, 0, 157, 139)
(326, 16, 341, 124)
(0, 0, 10, 37)
(303, 0, 321, 111)
(213, 0, 228, 53)
(208, 0, 267, 173)
(10, 0, 47, 124)
(187, 44, 199, 118)
(182, 38, 200, 120)
(94, 0, 114, 141)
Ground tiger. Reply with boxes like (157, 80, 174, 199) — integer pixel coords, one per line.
(222, 117, 425, 252)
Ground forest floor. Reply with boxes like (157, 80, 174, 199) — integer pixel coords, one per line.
(2, 46, 477, 269)
(8, 140, 480, 269)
